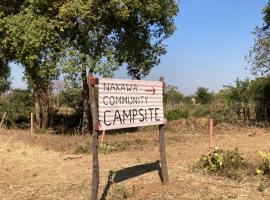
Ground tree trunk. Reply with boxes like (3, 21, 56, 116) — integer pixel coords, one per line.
(35, 85, 53, 130)
(34, 92, 41, 130)
(82, 64, 90, 134)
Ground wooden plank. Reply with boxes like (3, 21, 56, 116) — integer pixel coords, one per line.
(97, 78, 164, 130)
(159, 77, 169, 184)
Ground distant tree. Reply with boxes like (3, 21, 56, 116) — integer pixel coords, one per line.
(0, 89, 32, 128)
(248, 1, 270, 75)
(222, 78, 251, 120)
(59, 87, 83, 113)
(195, 87, 213, 104)
(249, 76, 270, 121)
(164, 85, 184, 108)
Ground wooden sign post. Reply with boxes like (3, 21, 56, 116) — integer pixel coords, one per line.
(31, 112, 34, 134)
(0, 112, 7, 129)
(89, 73, 100, 200)
(159, 77, 169, 184)
(208, 118, 214, 151)
(89, 76, 168, 200)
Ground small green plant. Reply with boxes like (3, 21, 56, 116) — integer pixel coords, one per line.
(257, 151, 270, 175)
(196, 147, 246, 178)
(99, 142, 117, 154)
(165, 109, 189, 121)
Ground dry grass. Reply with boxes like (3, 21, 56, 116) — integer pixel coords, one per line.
(1, 121, 270, 199)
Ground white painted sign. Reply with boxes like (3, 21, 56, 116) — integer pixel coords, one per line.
(97, 78, 164, 130)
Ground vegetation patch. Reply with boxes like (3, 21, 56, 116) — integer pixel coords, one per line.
(195, 147, 246, 179)
(165, 109, 189, 121)
(257, 151, 270, 176)
(99, 142, 117, 154)
(108, 184, 134, 200)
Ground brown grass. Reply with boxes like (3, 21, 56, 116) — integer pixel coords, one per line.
(1, 121, 270, 199)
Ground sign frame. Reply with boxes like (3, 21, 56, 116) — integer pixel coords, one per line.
(89, 74, 169, 200)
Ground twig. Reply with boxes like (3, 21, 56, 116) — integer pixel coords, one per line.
(64, 156, 83, 160)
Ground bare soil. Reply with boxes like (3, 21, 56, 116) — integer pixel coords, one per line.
(1, 122, 270, 199)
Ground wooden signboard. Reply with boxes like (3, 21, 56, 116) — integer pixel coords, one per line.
(97, 78, 165, 130)
(89, 75, 168, 200)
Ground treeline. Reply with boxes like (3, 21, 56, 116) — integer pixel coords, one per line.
(164, 76, 270, 124)
(2, 75, 270, 130)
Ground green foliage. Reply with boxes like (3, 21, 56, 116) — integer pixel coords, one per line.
(58, 87, 83, 112)
(249, 76, 270, 121)
(164, 85, 184, 106)
(0, 89, 32, 128)
(196, 147, 246, 178)
(257, 151, 270, 175)
(0, 78, 10, 94)
(165, 108, 189, 121)
(192, 105, 211, 118)
(195, 87, 213, 104)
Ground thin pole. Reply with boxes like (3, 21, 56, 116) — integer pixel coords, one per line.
(159, 77, 169, 184)
(31, 112, 34, 133)
(208, 118, 214, 151)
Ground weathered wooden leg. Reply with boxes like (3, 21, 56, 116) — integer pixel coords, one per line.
(89, 73, 100, 200)
(159, 124, 169, 184)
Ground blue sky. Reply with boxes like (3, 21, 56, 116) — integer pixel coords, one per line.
(11, 0, 268, 95)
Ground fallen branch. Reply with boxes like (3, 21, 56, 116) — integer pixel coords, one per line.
(64, 156, 83, 160)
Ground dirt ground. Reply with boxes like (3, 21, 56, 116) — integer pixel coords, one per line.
(1, 122, 270, 200)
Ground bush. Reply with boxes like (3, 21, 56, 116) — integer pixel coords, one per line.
(192, 105, 210, 118)
(257, 151, 270, 175)
(165, 109, 189, 121)
(0, 89, 32, 128)
(196, 147, 246, 178)
(99, 142, 117, 154)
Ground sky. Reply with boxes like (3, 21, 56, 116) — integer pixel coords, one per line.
(11, 0, 268, 95)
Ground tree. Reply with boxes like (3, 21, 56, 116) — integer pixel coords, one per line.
(248, 1, 270, 75)
(1, 1, 62, 129)
(222, 78, 251, 121)
(249, 76, 270, 121)
(164, 85, 184, 108)
(195, 87, 213, 104)
(58, 0, 179, 134)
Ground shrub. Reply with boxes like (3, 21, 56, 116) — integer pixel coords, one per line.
(99, 142, 117, 154)
(0, 89, 32, 128)
(165, 109, 189, 121)
(73, 142, 89, 154)
(196, 147, 246, 178)
(257, 151, 270, 175)
(192, 105, 210, 118)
